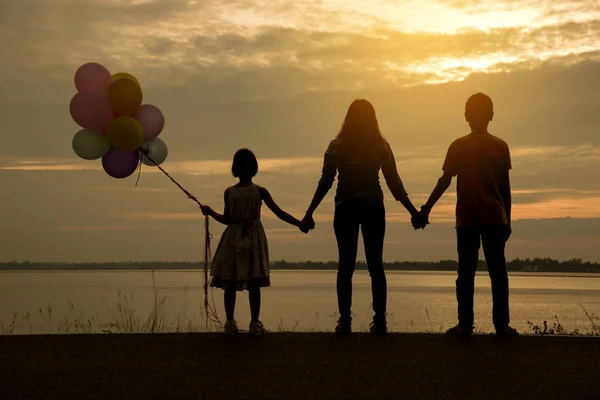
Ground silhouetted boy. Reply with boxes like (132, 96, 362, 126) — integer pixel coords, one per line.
(420, 93, 517, 337)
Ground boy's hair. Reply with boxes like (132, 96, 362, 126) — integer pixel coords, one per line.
(231, 148, 258, 179)
(465, 92, 493, 120)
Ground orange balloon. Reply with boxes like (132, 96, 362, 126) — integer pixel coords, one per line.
(109, 78, 143, 116)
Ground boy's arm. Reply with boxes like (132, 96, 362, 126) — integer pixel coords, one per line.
(259, 186, 303, 228)
(422, 141, 458, 216)
(499, 169, 511, 224)
(498, 144, 512, 237)
(422, 172, 453, 214)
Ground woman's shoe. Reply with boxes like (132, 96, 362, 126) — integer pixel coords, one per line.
(335, 319, 352, 335)
(369, 320, 388, 335)
(496, 326, 519, 337)
(445, 324, 473, 338)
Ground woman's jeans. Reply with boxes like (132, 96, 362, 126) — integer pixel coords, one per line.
(333, 199, 386, 325)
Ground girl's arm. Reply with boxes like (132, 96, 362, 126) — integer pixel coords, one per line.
(258, 186, 303, 228)
(200, 189, 231, 225)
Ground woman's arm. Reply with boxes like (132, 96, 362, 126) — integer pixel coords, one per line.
(258, 186, 304, 228)
(380, 143, 419, 217)
(200, 189, 231, 225)
(304, 142, 337, 222)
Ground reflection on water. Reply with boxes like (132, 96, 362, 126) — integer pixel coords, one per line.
(1, 270, 599, 334)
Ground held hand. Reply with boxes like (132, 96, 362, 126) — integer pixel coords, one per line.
(410, 213, 425, 230)
(302, 211, 315, 224)
(411, 207, 430, 230)
(200, 205, 214, 217)
(302, 212, 315, 226)
(300, 212, 316, 234)
(299, 220, 315, 234)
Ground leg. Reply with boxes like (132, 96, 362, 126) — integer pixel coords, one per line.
(481, 226, 510, 330)
(249, 282, 261, 323)
(333, 201, 360, 326)
(456, 228, 480, 330)
(248, 281, 267, 335)
(361, 201, 387, 325)
(224, 284, 237, 321)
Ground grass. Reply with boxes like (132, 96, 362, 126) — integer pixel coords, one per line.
(0, 270, 223, 335)
(526, 303, 600, 336)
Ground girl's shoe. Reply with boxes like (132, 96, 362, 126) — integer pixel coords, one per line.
(224, 320, 239, 336)
(249, 321, 267, 336)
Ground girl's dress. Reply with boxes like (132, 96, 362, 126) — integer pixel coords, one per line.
(210, 184, 270, 290)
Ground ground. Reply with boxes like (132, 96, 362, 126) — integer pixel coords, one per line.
(1, 333, 599, 399)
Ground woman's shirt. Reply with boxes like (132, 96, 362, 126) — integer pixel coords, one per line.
(318, 137, 408, 205)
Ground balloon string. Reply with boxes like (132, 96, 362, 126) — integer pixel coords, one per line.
(204, 215, 211, 327)
(137, 146, 203, 207)
(134, 158, 143, 188)
(137, 146, 221, 329)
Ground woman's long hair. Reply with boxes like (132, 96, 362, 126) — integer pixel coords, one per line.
(337, 99, 385, 153)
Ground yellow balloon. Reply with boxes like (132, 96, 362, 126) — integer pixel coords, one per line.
(106, 116, 144, 152)
(109, 78, 143, 116)
(112, 72, 140, 86)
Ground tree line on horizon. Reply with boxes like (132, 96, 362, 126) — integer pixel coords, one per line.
(0, 258, 599, 272)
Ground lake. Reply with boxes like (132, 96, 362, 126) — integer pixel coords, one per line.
(1, 270, 599, 334)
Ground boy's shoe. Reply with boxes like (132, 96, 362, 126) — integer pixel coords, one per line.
(335, 319, 352, 335)
(369, 320, 388, 335)
(445, 324, 473, 338)
(224, 320, 239, 336)
(496, 326, 519, 337)
(249, 321, 267, 336)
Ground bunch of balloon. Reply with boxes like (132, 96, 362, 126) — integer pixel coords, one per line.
(69, 62, 169, 178)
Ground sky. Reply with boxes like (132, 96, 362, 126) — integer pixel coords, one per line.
(1, 0, 600, 262)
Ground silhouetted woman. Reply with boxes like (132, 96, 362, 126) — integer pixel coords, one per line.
(303, 99, 423, 334)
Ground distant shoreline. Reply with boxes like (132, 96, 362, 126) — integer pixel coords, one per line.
(1, 259, 599, 273)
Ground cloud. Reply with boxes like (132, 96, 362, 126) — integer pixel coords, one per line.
(2, 0, 600, 262)
(2, 0, 600, 89)
(58, 225, 143, 232)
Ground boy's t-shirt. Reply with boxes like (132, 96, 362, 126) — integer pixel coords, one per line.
(442, 132, 511, 228)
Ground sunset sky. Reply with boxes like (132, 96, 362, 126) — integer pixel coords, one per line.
(1, 0, 600, 262)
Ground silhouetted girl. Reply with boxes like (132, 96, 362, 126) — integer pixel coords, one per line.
(201, 148, 312, 335)
(303, 99, 424, 334)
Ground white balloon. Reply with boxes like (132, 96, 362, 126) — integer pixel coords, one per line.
(140, 138, 168, 166)
(72, 129, 111, 160)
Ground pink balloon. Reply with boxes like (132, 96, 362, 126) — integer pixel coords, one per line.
(70, 92, 114, 131)
(74, 62, 112, 95)
(134, 104, 165, 141)
(102, 148, 140, 179)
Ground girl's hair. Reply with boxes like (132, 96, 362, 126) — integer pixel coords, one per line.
(337, 99, 385, 150)
(231, 148, 259, 179)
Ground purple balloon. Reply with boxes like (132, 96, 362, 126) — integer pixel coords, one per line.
(134, 104, 165, 141)
(74, 62, 112, 95)
(102, 148, 140, 179)
(70, 92, 114, 131)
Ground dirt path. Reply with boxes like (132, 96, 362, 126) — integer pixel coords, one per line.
(1, 333, 599, 399)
